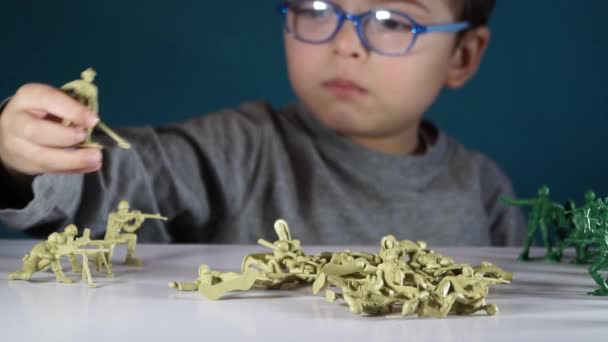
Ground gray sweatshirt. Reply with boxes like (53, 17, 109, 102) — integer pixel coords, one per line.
(0, 101, 525, 245)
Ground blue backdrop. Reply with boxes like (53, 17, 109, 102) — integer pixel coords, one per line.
(1, 1, 606, 238)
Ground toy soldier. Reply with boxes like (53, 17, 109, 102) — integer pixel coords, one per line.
(500, 185, 562, 261)
(60, 68, 131, 149)
(242, 219, 305, 273)
(58, 224, 83, 272)
(169, 264, 258, 300)
(8, 232, 73, 283)
(572, 206, 608, 296)
(104, 200, 167, 266)
(555, 191, 599, 263)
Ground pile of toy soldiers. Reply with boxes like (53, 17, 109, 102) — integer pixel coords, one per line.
(502, 186, 608, 296)
(170, 220, 511, 318)
(8, 201, 166, 287)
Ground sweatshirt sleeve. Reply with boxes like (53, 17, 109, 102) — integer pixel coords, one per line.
(0, 101, 271, 242)
(479, 157, 527, 246)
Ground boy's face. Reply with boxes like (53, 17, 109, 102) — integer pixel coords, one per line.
(284, 0, 467, 142)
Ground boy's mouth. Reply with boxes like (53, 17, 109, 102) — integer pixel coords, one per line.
(322, 78, 368, 97)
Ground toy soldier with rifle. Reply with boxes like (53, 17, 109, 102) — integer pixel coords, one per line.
(104, 200, 167, 266)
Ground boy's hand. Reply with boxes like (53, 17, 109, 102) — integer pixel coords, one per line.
(0, 83, 102, 177)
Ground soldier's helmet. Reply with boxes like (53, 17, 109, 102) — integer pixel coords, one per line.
(198, 264, 211, 275)
(47, 232, 64, 244)
(81, 68, 97, 82)
(380, 235, 398, 250)
(585, 190, 597, 203)
(118, 200, 130, 211)
(63, 224, 78, 236)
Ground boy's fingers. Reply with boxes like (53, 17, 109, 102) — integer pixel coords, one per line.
(23, 143, 102, 174)
(18, 113, 88, 148)
(14, 83, 99, 128)
(65, 164, 103, 174)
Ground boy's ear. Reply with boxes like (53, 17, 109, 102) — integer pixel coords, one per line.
(445, 26, 491, 88)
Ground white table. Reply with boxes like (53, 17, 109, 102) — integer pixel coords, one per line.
(1, 240, 607, 341)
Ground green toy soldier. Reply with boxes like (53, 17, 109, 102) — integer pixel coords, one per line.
(572, 205, 608, 296)
(556, 191, 599, 263)
(500, 185, 562, 261)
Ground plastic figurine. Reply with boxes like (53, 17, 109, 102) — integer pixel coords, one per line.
(316, 236, 511, 318)
(8, 232, 74, 283)
(174, 219, 511, 318)
(555, 191, 599, 264)
(9, 226, 118, 287)
(408, 248, 475, 284)
(60, 68, 131, 149)
(57, 224, 83, 273)
(474, 261, 513, 282)
(500, 185, 563, 261)
(104, 200, 167, 266)
(324, 274, 397, 316)
(417, 273, 506, 318)
(571, 205, 608, 295)
(169, 264, 259, 300)
(312, 250, 379, 295)
(241, 219, 328, 289)
(56, 228, 116, 287)
(242, 219, 305, 272)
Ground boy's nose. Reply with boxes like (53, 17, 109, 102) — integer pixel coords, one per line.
(331, 22, 366, 59)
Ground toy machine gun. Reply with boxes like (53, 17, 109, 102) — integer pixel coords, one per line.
(56, 229, 123, 287)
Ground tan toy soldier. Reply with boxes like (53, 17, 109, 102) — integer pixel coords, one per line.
(60, 68, 99, 148)
(60, 68, 131, 149)
(169, 264, 215, 291)
(169, 264, 248, 291)
(59, 224, 83, 273)
(8, 233, 73, 283)
(104, 200, 167, 266)
(169, 264, 258, 300)
(242, 219, 305, 273)
(61, 68, 99, 112)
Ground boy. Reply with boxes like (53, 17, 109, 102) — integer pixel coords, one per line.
(0, 0, 524, 245)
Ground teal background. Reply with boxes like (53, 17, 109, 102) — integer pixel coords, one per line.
(0, 1, 606, 238)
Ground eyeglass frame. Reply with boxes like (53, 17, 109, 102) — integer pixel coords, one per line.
(278, 0, 471, 57)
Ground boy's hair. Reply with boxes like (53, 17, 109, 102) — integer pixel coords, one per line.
(451, 0, 496, 28)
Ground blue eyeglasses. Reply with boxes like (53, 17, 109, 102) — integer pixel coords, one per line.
(278, 0, 470, 57)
